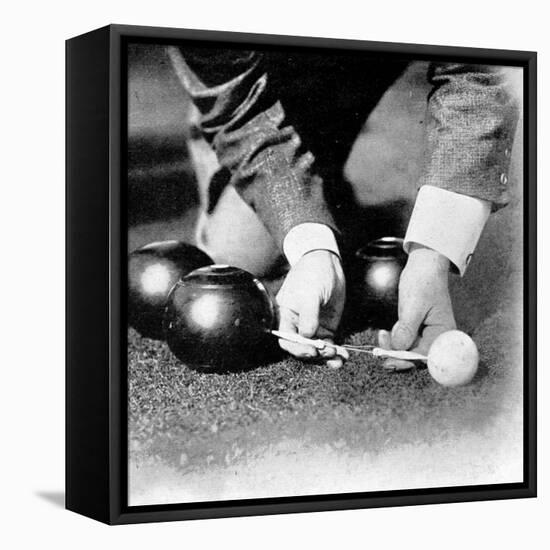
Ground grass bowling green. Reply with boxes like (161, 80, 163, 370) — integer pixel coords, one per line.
(128, 305, 522, 504)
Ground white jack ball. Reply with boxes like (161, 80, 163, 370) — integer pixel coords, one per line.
(427, 330, 479, 387)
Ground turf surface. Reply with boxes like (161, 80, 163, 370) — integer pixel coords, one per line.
(128, 307, 522, 475)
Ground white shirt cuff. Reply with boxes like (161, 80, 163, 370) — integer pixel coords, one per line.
(404, 185, 490, 276)
(283, 223, 340, 267)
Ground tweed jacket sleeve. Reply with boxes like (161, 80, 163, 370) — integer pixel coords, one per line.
(419, 63, 519, 210)
(167, 46, 337, 251)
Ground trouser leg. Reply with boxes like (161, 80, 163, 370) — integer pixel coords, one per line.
(185, 103, 284, 278)
(177, 48, 408, 276)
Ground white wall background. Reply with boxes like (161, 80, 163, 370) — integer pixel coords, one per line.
(0, 0, 546, 547)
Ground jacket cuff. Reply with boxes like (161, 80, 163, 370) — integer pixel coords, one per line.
(404, 185, 490, 276)
(283, 223, 340, 266)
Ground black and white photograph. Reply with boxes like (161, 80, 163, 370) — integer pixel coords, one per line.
(126, 38, 528, 506)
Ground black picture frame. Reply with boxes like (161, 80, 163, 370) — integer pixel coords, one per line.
(66, 24, 537, 525)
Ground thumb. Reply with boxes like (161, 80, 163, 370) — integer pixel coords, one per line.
(298, 297, 320, 338)
(391, 307, 425, 351)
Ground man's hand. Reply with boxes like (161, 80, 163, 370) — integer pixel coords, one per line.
(276, 250, 346, 368)
(379, 243, 456, 371)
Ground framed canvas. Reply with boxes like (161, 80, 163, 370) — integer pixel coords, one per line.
(66, 24, 537, 524)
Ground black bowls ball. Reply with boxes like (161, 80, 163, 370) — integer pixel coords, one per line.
(128, 240, 213, 339)
(164, 265, 276, 373)
(355, 237, 407, 328)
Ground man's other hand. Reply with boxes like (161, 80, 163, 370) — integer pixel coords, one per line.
(379, 243, 456, 371)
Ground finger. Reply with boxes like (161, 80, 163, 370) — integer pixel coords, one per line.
(412, 322, 455, 356)
(319, 345, 350, 362)
(277, 336, 317, 358)
(310, 335, 348, 365)
(277, 307, 317, 358)
(391, 320, 423, 351)
(379, 330, 416, 370)
(326, 356, 344, 369)
(298, 297, 321, 338)
(382, 358, 416, 372)
(411, 305, 456, 355)
(318, 340, 337, 359)
(412, 325, 447, 356)
(390, 280, 428, 351)
(381, 328, 422, 355)
(378, 329, 392, 349)
(317, 335, 349, 360)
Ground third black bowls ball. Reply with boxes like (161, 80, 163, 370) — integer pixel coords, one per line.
(128, 240, 213, 340)
(164, 265, 276, 373)
(355, 237, 407, 327)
